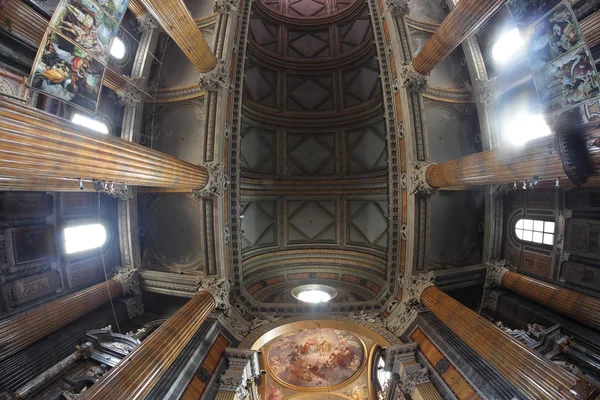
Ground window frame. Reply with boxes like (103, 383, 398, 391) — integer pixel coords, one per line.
(514, 218, 555, 246)
(62, 220, 109, 256)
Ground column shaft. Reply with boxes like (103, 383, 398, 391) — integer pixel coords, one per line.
(421, 286, 585, 400)
(0, 98, 207, 189)
(501, 271, 600, 331)
(412, 383, 443, 400)
(81, 291, 216, 400)
(138, 0, 217, 72)
(580, 10, 600, 48)
(0, 279, 122, 361)
(412, 0, 505, 75)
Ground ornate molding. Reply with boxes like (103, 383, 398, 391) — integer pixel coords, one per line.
(475, 78, 497, 107)
(386, 0, 410, 16)
(217, 307, 251, 340)
(408, 162, 435, 195)
(386, 273, 434, 337)
(136, 12, 159, 32)
(198, 60, 231, 91)
(193, 162, 229, 198)
(400, 365, 429, 395)
(112, 265, 141, 296)
(198, 277, 231, 310)
(398, 62, 428, 92)
(120, 296, 144, 320)
(113, 77, 144, 106)
(218, 348, 260, 398)
(406, 272, 435, 306)
(486, 259, 511, 288)
(213, 0, 238, 13)
(481, 289, 503, 312)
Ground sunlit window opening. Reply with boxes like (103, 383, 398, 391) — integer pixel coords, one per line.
(502, 113, 551, 146)
(376, 355, 391, 389)
(515, 219, 555, 245)
(72, 114, 109, 134)
(110, 37, 126, 59)
(64, 223, 107, 254)
(493, 28, 525, 66)
(297, 289, 331, 303)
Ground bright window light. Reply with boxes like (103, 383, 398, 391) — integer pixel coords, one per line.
(72, 113, 109, 134)
(297, 289, 331, 303)
(64, 223, 107, 254)
(493, 28, 524, 66)
(377, 356, 391, 389)
(502, 113, 551, 146)
(110, 37, 126, 59)
(515, 218, 554, 246)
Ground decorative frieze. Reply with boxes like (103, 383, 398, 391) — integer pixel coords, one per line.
(386, 0, 410, 16)
(408, 162, 435, 195)
(398, 62, 428, 92)
(193, 162, 229, 198)
(198, 60, 231, 91)
(217, 306, 251, 341)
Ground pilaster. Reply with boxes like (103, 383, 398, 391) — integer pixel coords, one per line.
(217, 348, 261, 400)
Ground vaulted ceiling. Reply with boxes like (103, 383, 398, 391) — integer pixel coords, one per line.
(232, 0, 392, 311)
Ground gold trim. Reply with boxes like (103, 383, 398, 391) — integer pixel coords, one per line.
(264, 328, 368, 392)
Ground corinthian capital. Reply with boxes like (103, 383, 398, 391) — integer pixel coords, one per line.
(408, 162, 436, 195)
(213, 0, 238, 13)
(198, 277, 230, 310)
(198, 60, 231, 91)
(112, 77, 143, 106)
(407, 272, 435, 306)
(112, 265, 141, 296)
(136, 12, 159, 32)
(399, 62, 428, 92)
(486, 259, 512, 288)
(386, 0, 410, 16)
(193, 162, 229, 198)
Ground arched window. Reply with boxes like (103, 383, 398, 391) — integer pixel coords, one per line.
(375, 353, 390, 390)
(110, 37, 126, 60)
(64, 223, 107, 254)
(515, 218, 554, 245)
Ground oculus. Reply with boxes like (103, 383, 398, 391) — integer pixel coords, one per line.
(292, 285, 338, 304)
(266, 328, 365, 389)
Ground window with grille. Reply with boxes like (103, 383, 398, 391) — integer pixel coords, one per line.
(515, 218, 554, 246)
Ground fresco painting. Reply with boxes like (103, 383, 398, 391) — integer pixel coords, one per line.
(267, 328, 365, 389)
(30, 32, 105, 112)
(533, 46, 600, 114)
(525, 3, 584, 71)
(507, 0, 562, 29)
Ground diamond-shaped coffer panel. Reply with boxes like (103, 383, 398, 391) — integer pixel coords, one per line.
(289, 0, 325, 16)
(289, 33, 329, 58)
(289, 80, 330, 111)
(288, 200, 336, 242)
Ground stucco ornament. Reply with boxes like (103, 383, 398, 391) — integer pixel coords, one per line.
(386, 0, 410, 15)
(198, 277, 231, 310)
(408, 162, 436, 195)
(198, 59, 231, 91)
(112, 77, 144, 106)
(250, 314, 285, 330)
(135, 13, 158, 32)
(476, 78, 497, 107)
(193, 162, 229, 198)
(213, 0, 238, 13)
(399, 62, 428, 92)
(112, 265, 141, 296)
(386, 273, 435, 337)
(400, 366, 429, 394)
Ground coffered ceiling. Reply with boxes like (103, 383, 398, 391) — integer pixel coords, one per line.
(233, 0, 392, 311)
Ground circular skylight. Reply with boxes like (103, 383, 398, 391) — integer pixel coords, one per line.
(110, 37, 126, 60)
(291, 284, 337, 304)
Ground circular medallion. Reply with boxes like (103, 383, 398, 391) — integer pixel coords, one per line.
(266, 328, 365, 389)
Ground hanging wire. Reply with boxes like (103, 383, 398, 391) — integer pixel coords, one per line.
(97, 192, 122, 334)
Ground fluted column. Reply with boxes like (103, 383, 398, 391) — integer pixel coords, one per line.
(580, 10, 600, 48)
(0, 266, 137, 361)
(420, 285, 590, 400)
(412, 383, 442, 400)
(411, 0, 505, 76)
(487, 261, 600, 331)
(0, 98, 207, 190)
(138, 0, 217, 72)
(81, 279, 229, 400)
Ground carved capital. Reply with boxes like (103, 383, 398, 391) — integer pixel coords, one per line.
(113, 77, 143, 106)
(475, 78, 497, 107)
(400, 365, 429, 395)
(408, 162, 435, 195)
(198, 60, 231, 91)
(136, 12, 159, 32)
(193, 162, 229, 198)
(386, 0, 410, 15)
(398, 62, 428, 92)
(219, 348, 260, 397)
(198, 277, 230, 310)
(407, 272, 435, 307)
(213, 0, 238, 13)
(486, 259, 511, 288)
(112, 265, 141, 296)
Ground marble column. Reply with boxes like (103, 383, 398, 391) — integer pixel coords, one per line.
(487, 260, 600, 332)
(419, 281, 591, 399)
(138, 0, 217, 72)
(403, 0, 504, 84)
(81, 278, 229, 400)
(0, 98, 208, 190)
(0, 266, 137, 362)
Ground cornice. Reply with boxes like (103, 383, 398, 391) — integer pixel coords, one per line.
(244, 263, 387, 286)
(405, 17, 439, 33)
(242, 249, 387, 270)
(247, 36, 374, 71)
(423, 85, 475, 104)
(252, 0, 365, 27)
(240, 175, 388, 195)
(242, 99, 384, 127)
(251, 279, 379, 302)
